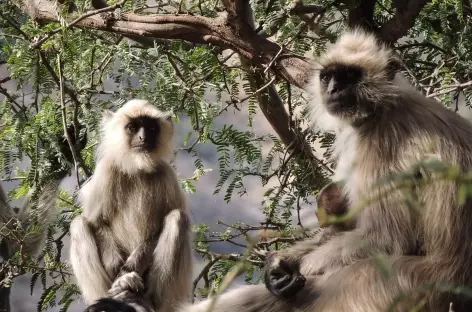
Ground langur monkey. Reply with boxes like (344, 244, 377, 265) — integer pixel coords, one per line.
(0, 180, 62, 312)
(315, 181, 354, 231)
(70, 100, 192, 312)
(170, 29, 472, 312)
(312, 182, 355, 246)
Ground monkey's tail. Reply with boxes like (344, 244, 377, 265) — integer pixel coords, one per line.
(14, 179, 61, 257)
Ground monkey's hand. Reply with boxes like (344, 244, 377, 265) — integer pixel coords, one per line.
(264, 252, 306, 298)
(108, 272, 144, 298)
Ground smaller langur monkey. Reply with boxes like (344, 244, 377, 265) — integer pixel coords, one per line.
(70, 100, 192, 312)
(315, 181, 354, 230)
(313, 182, 355, 247)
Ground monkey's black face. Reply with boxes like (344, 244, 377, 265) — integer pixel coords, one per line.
(320, 65, 365, 118)
(125, 116, 160, 152)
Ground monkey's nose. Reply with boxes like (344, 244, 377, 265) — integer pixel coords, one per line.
(327, 80, 338, 95)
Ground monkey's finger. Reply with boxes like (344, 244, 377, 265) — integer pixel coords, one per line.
(109, 272, 145, 297)
(275, 274, 306, 298)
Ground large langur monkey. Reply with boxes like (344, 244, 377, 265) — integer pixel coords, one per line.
(70, 100, 192, 312)
(171, 29, 472, 312)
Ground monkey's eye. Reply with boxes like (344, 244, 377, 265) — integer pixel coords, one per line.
(126, 123, 139, 134)
(320, 73, 330, 84)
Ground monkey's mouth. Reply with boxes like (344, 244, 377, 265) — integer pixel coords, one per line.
(132, 144, 155, 153)
(326, 98, 356, 115)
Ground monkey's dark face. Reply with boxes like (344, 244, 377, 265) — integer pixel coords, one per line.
(125, 116, 160, 153)
(319, 65, 368, 119)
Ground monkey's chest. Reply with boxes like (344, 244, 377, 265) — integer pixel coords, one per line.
(112, 202, 164, 252)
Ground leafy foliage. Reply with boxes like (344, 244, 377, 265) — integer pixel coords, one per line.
(2, 0, 472, 311)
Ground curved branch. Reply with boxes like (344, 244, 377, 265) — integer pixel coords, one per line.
(22, 0, 312, 88)
(378, 0, 431, 43)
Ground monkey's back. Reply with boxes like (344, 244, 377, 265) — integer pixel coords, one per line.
(353, 87, 472, 282)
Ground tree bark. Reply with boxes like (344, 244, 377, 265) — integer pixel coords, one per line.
(23, 0, 312, 89)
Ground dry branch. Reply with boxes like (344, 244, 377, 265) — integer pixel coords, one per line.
(22, 0, 312, 88)
(379, 0, 431, 44)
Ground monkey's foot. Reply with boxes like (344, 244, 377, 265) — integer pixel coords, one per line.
(264, 252, 306, 298)
(108, 272, 144, 298)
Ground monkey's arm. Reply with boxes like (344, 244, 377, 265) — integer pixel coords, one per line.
(70, 216, 114, 305)
(149, 208, 191, 282)
(265, 199, 414, 297)
(115, 240, 155, 278)
(107, 241, 154, 298)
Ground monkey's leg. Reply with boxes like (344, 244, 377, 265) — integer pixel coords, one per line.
(107, 241, 153, 298)
(179, 278, 321, 312)
(181, 257, 464, 312)
(146, 209, 192, 311)
(310, 256, 470, 312)
(119, 241, 154, 276)
(86, 209, 192, 312)
(70, 216, 113, 305)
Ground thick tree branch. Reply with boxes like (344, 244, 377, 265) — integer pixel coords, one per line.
(378, 0, 431, 44)
(249, 72, 332, 177)
(22, 0, 312, 88)
(289, 1, 325, 15)
(348, 0, 377, 30)
(233, 0, 331, 181)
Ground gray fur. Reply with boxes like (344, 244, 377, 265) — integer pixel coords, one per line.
(70, 99, 192, 312)
(0, 180, 61, 312)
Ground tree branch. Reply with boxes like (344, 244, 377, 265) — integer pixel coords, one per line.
(38, 51, 82, 108)
(289, 0, 325, 15)
(233, 0, 332, 181)
(21, 0, 312, 88)
(427, 80, 472, 98)
(378, 0, 431, 44)
(348, 0, 377, 30)
(30, 0, 125, 49)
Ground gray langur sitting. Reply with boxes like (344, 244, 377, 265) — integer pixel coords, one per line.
(166, 29, 472, 312)
(70, 99, 192, 312)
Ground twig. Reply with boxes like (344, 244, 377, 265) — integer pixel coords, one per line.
(30, 0, 126, 49)
(0, 77, 11, 84)
(0, 85, 22, 114)
(57, 55, 81, 187)
(0, 11, 29, 40)
(192, 257, 219, 301)
(0, 177, 26, 182)
(428, 80, 472, 98)
(237, 76, 276, 104)
(38, 51, 82, 108)
(263, 46, 284, 74)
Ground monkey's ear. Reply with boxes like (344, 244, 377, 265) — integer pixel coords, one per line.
(101, 110, 115, 124)
(163, 112, 174, 125)
(386, 57, 403, 81)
